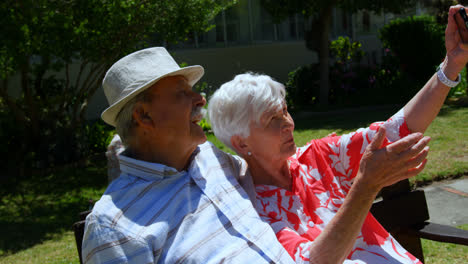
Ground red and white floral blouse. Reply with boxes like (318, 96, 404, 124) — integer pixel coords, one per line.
(255, 110, 422, 264)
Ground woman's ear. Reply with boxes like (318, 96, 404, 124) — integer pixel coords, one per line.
(231, 135, 249, 157)
(132, 102, 154, 129)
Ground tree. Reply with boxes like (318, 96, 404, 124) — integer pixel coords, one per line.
(260, 0, 417, 106)
(0, 0, 236, 184)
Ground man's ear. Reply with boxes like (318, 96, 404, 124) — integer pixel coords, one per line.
(231, 135, 249, 156)
(132, 102, 154, 129)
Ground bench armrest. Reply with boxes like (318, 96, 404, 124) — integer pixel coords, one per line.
(412, 222, 468, 246)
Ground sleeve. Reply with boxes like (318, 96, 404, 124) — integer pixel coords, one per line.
(82, 217, 156, 264)
(327, 108, 410, 182)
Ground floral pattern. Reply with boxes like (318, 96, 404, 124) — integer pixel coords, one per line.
(255, 110, 422, 264)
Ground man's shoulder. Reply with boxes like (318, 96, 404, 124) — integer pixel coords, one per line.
(198, 141, 241, 164)
(85, 177, 183, 239)
(198, 141, 226, 155)
(193, 141, 246, 182)
(85, 195, 139, 240)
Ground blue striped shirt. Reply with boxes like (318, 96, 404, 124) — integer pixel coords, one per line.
(82, 142, 294, 263)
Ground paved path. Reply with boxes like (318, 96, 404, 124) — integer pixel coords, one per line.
(422, 175, 468, 227)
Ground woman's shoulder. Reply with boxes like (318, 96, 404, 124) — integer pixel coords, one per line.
(295, 135, 341, 159)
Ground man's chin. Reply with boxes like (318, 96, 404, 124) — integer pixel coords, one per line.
(197, 134, 207, 145)
(193, 129, 207, 145)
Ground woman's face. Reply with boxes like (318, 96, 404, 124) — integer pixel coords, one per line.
(245, 103, 296, 163)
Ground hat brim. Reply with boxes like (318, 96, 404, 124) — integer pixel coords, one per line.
(101, 65, 204, 127)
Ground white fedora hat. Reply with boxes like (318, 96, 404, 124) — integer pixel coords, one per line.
(101, 47, 204, 127)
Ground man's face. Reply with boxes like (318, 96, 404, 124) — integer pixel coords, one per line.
(145, 75, 207, 150)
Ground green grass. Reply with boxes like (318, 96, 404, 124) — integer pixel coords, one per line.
(421, 224, 468, 264)
(0, 159, 108, 263)
(417, 106, 468, 186)
(1, 105, 467, 263)
(0, 232, 78, 264)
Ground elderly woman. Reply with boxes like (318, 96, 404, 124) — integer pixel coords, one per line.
(208, 6, 468, 263)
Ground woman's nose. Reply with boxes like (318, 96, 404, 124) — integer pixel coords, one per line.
(283, 115, 295, 132)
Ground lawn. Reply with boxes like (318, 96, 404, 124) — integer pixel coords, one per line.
(1, 105, 467, 263)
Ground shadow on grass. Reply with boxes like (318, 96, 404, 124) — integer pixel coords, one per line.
(293, 104, 468, 132)
(0, 157, 108, 256)
(292, 105, 401, 132)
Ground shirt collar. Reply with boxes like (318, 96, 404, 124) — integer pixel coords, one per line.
(117, 143, 205, 181)
(119, 152, 187, 181)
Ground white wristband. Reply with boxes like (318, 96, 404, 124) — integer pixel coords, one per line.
(437, 63, 461, 88)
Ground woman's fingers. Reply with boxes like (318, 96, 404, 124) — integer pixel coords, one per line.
(447, 5, 463, 35)
(386, 132, 423, 155)
(404, 146, 430, 170)
(368, 126, 386, 151)
(359, 131, 432, 190)
(394, 159, 428, 185)
(399, 136, 431, 160)
(405, 159, 428, 178)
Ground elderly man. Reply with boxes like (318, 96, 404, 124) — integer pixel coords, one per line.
(81, 48, 295, 263)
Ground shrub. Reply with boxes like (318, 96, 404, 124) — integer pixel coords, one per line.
(194, 81, 217, 100)
(364, 48, 420, 104)
(85, 120, 116, 155)
(285, 64, 320, 110)
(330, 36, 364, 69)
(379, 15, 445, 86)
(286, 37, 368, 110)
(199, 118, 212, 132)
(448, 67, 468, 98)
(193, 81, 214, 132)
(329, 37, 369, 106)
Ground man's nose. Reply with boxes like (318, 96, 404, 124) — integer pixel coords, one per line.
(193, 91, 206, 108)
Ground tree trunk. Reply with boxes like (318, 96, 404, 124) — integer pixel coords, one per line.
(318, 4, 335, 107)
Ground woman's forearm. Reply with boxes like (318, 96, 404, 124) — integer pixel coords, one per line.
(403, 71, 452, 133)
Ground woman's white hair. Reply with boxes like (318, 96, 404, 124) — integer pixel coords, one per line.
(208, 72, 286, 151)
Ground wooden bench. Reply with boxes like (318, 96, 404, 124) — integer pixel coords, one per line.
(72, 210, 92, 264)
(371, 179, 468, 262)
(72, 179, 468, 263)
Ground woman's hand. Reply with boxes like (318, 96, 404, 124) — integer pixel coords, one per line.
(356, 126, 430, 193)
(444, 5, 468, 79)
(308, 127, 430, 264)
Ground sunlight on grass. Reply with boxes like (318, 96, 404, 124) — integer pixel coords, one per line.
(415, 107, 468, 185)
(421, 224, 468, 264)
(0, 231, 79, 264)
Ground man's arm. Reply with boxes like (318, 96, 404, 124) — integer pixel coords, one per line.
(82, 217, 155, 263)
(403, 5, 468, 133)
